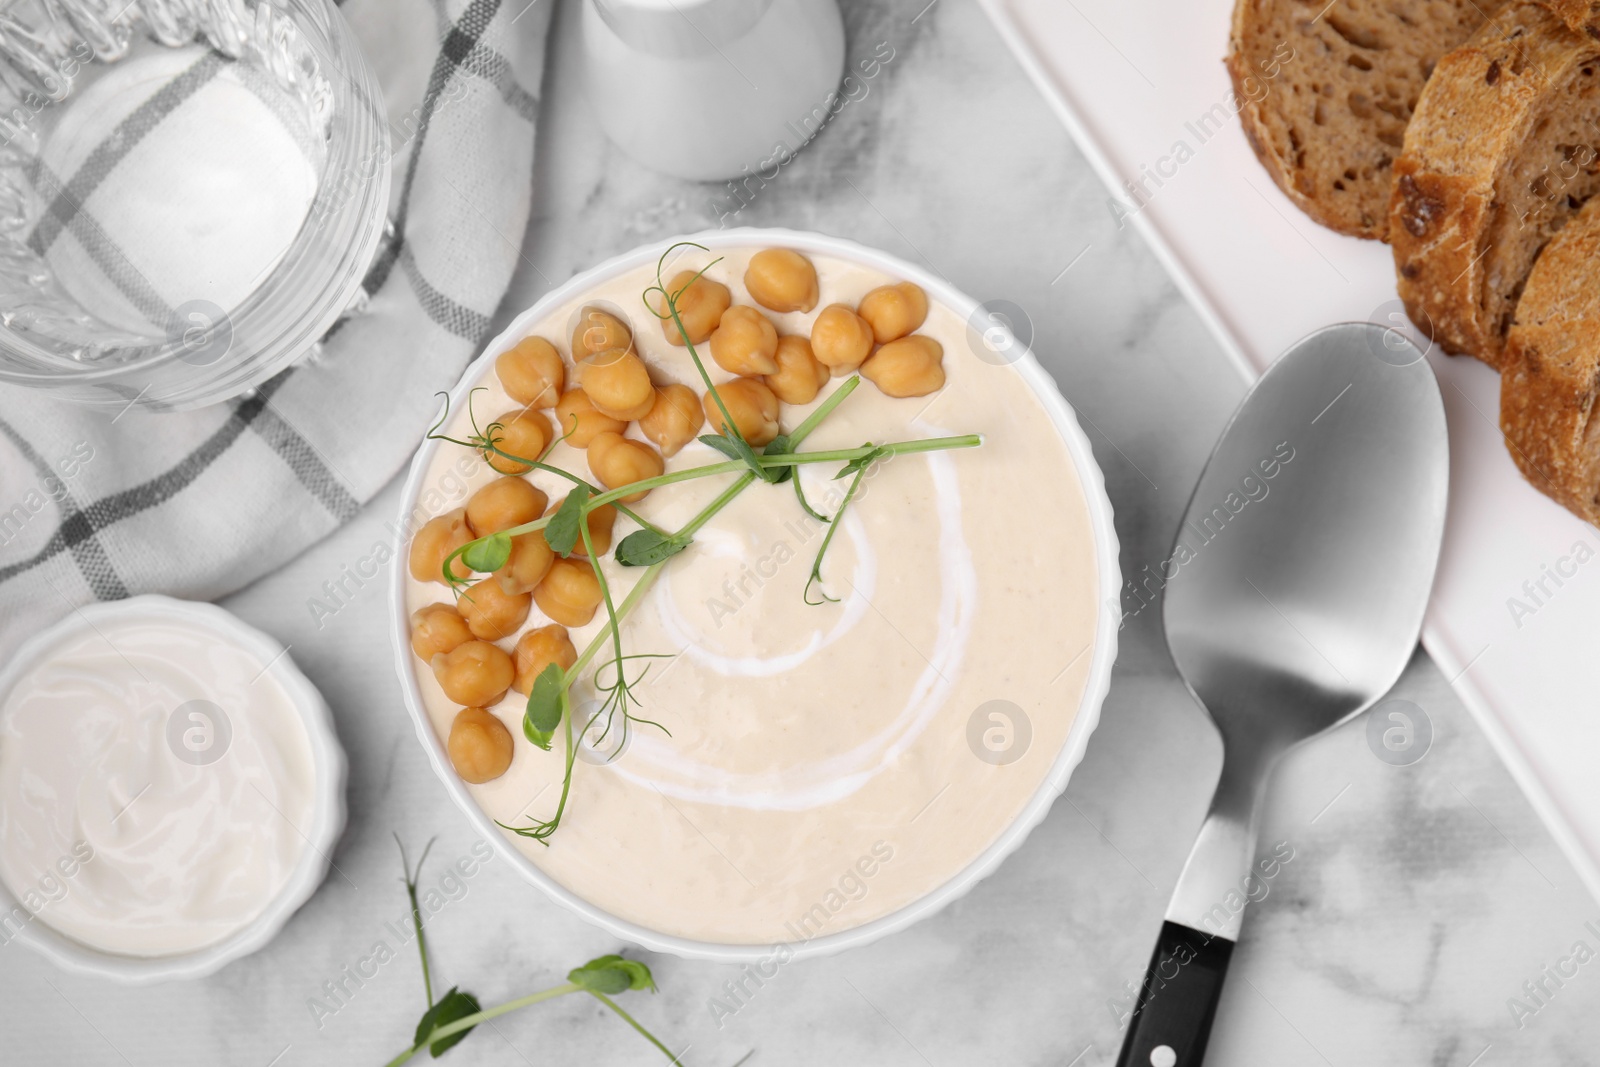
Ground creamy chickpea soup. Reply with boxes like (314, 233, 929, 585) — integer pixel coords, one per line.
(404, 246, 1101, 944)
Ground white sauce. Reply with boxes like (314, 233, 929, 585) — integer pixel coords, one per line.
(407, 248, 1101, 944)
(0, 613, 315, 956)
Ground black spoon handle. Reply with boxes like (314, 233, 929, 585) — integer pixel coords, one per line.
(1113, 921, 1234, 1067)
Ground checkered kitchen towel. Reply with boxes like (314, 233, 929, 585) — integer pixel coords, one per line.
(0, 0, 551, 655)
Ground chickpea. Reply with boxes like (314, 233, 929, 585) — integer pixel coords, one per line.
(857, 282, 929, 344)
(534, 556, 604, 627)
(578, 348, 655, 421)
(861, 335, 946, 398)
(571, 306, 633, 360)
(409, 509, 474, 585)
(457, 579, 532, 641)
(432, 640, 515, 707)
(554, 388, 627, 448)
(495, 336, 565, 409)
(466, 476, 548, 537)
(587, 431, 664, 504)
(448, 707, 514, 784)
(410, 603, 473, 660)
(497, 530, 555, 595)
(638, 384, 705, 457)
(512, 624, 578, 695)
(810, 304, 875, 375)
(709, 305, 779, 376)
(744, 248, 819, 313)
(656, 270, 731, 345)
(703, 377, 780, 446)
(560, 498, 617, 558)
(763, 335, 830, 405)
(484, 408, 553, 475)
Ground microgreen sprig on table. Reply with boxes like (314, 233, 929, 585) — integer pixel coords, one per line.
(385, 839, 682, 1066)
(421, 252, 982, 842)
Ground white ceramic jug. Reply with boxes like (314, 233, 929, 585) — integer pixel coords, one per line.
(582, 0, 845, 182)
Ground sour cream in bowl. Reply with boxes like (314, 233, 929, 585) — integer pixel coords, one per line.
(392, 229, 1119, 961)
(0, 596, 346, 982)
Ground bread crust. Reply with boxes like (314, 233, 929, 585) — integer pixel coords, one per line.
(1226, 8, 1341, 234)
(1391, 3, 1600, 370)
(1502, 198, 1600, 526)
(1543, 0, 1600, 36)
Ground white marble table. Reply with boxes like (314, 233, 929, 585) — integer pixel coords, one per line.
(8, 0, 1600, 1063)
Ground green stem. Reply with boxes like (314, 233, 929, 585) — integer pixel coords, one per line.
(569, 562, 667, 681)
(407, 879, 432, 1010)
(498, 689, 577, 843)
(793, 474, 829, 522)
(578, 432, 979, 514)
(497, 514, 553, 538)
(805, 459, 872, 606)
(764, 435, 983, 466)
(789, 374, 861, 442)
(543, 690, 577, 840)
(386, 982, 583, 1066)
(587, 990, 685, 1064)
(579, 517, 627, 701)
(583, 460, 746, 511)
(396, 836, 436, 1012)
(658, 260, 752, 468)
(678, 474, 755, 539)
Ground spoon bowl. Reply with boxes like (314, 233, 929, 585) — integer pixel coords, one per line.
(1116, 323, 1448, 1067)
(1166, 324, 1448, 751)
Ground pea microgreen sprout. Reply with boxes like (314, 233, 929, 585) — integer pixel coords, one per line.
(446, 421, 979, 841)
(385, 840, 683, 1066)
(419, 261, 984, 844)
(495, 378, 861, 841)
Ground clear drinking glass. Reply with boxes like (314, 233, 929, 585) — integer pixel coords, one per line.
(0, 0, 389, 409)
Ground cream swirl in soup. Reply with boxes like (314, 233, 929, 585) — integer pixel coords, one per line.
(404, 248, 1101, 944)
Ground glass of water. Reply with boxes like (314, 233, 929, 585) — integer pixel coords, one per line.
(0, 0, 389, 409)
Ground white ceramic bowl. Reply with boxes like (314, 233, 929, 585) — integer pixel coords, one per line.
(390, 228, 1120, 962)
(0, 595, 347, 982)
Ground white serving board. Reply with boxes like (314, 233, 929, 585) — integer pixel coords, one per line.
(978, 0, 1600, 901)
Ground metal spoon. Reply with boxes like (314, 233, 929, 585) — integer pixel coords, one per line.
(1114, 323, 1448, 1067)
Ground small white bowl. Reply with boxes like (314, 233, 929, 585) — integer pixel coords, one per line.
(0, 595, 347, 983)
(391, 228, 1121, 962)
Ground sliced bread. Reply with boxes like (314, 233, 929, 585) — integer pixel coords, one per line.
(1390, 3, 1600, 370)
(1544, 0, 1600, 35)
(1501, 196, 1600, 527)
(1227, 0, 1510, 240)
